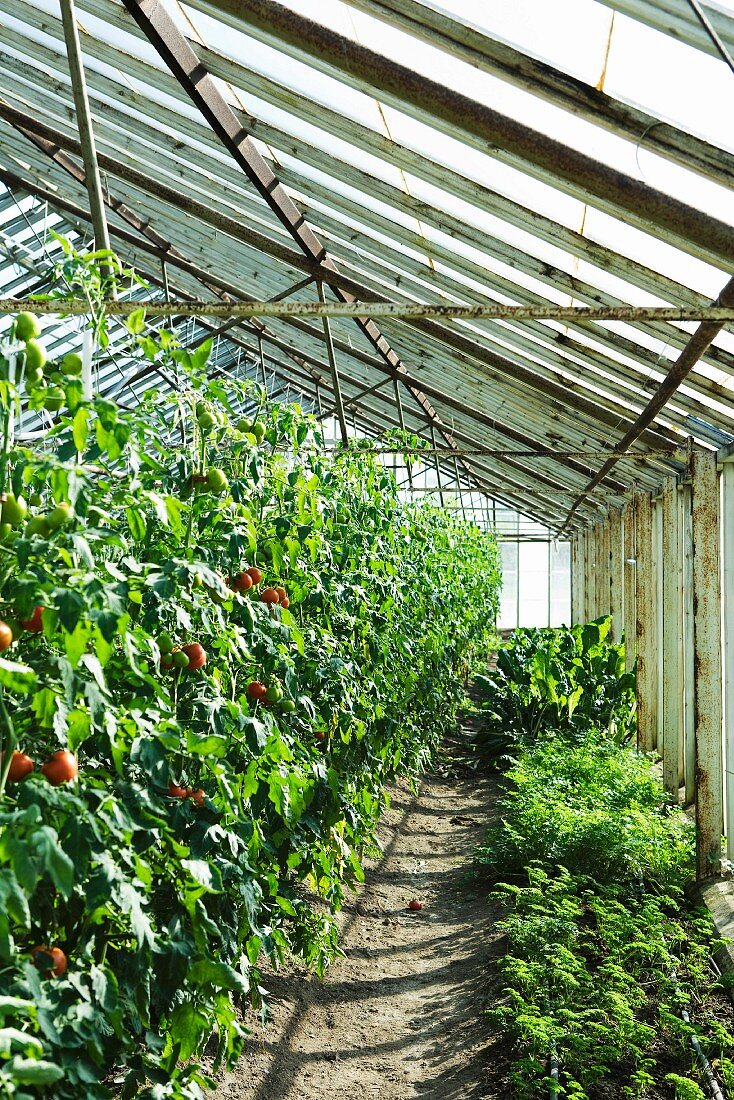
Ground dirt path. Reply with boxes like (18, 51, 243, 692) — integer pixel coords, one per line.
(215, 724, 510, 1100)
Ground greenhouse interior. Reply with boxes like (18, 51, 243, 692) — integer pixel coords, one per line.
(0, 0, 733, 1097)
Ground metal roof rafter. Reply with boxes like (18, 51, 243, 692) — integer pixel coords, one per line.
(120, 0, 479, 493)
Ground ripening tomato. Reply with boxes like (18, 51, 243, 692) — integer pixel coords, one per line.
(3, 750, 33, 782)
(314, 730, 326, 742)
(246, 566, 263, 585)
(247, 681, 267, 702)
(181, 643, 206, 671)
(274, 586, 287, 602)
(229, 571, 253, 592)
(15, 311, 41, 341)
(168, 782, 187, 799)
(30, 945, 68, 978)
(0, 620, 13, 651)
(261, 587, 280, 605)
(19, 606, 44, 633)
(41, 751, 78, 786)
(190, 788, 205, 807)
(280, 597, 290, 610)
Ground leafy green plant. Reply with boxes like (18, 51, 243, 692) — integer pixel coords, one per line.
(475, 618, 636, 760)
(0, 247, 502, 1097)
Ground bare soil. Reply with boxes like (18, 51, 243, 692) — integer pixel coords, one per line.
(213, 726, 511, 1100)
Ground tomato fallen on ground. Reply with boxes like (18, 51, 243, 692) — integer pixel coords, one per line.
(41, 751, 78, 785)
(2, 750, 34, 782)
(30, 945, 68, 978)
(247, 680, 267, 702)
(181, 643, 206, 670)
(0, 620, 13, 651)
(19, 606, 44, 633)
(407, 899, 423, 911)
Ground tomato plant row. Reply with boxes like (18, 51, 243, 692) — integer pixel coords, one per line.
(0, 277, 501, 1099)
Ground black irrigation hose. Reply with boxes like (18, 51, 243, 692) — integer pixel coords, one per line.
(670, 968, 727, 1100)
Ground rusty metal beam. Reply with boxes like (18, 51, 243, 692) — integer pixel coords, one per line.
(691, 447, 724, 877)
(209, 0, 734, 268)
(559, 275, 734, 534)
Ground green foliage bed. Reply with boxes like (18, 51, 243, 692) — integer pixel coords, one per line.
(0, 249, 501, 1097)
(475, 625, 733, 1100)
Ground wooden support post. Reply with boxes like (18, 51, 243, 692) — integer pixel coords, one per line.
(682, 482, 696, 804)
(599, 517, 611, 618)
(609, 508, 624, 641)
(654, 497, 665, 753)
(662, 479, 682, 798)
(635, 492, 657, 754)
(721, 462, 734, 862)
(587, 524, 597, 620)
(623, 502, 636, 670)
(691, 447, 723, 878)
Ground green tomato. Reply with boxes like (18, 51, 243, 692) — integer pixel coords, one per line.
(24, 339, 47, 373)
(61, 352, 83, 376)
(205, 467, 229, 495)
(0, 522, 13, 542)
(264, 684, 284, 704)
(197, 406, 216, 430)
(46, 503, 74, 531)
(158, 633, 175, 654)
(252, 421, 266, 444)
(173, 650, 190, 669)
(15, 312, 41, 341)
(24, 366, 44, 389)
(280, 699, 296, 713)
(42, 386, 65, 413)
(48, 370, 64, 385)
(28, 493, 43, 508)
(2, 494, 27, 528)
(236, 417, 253, 434)
(26, 515, 49, 537)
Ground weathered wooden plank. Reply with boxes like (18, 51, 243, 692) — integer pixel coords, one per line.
(636, 493, 657, 754)
(662, 479, 682, 797)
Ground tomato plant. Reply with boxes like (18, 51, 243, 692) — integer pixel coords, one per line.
(0, 253, 501, 1100)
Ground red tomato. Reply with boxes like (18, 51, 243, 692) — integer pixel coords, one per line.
(190, 788, 205, 807)
(229, 571, 253, 592)
(246, 566, 263, 585)
(181, 643, 206, 670)
(41, 751, 78, 786)
(19, 606, 44, 633)
(274, 586, 287, 602)
(261, 587, 280, 605)
(314, 730, 326, 742)
(246, 681, 267, 701)
(167, 782, 187, 799)
(3, 750, 34, 783)
(280, 597, 290, 610)
(30, 945, 68, 978)
(0, 620, 13, 651)
(408, 899, 423, 911)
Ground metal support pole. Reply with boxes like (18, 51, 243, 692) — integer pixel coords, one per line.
(600, 517, 611, 617)
(690, 447, 724, 877)
(721, 462, 734, 861)
(622, 502, 636, 669)
(571, 536, 580, 623)
(393, 378, 413, 489)
(635, 492, 657, 754)
(682, 482, 696, 804)
(662, 479, 682, 798)
(430, 425, 445, 508)
(318, 282, 349, 447)
(59, 0, 113, 276)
